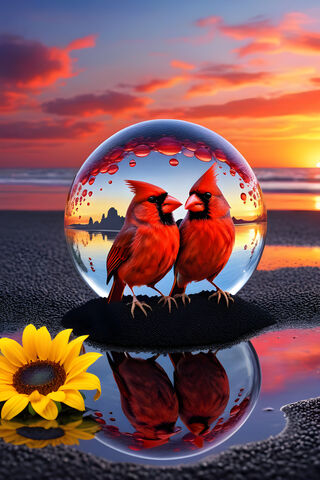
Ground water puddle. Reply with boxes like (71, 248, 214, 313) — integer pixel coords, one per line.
(0, 327, 319, 465)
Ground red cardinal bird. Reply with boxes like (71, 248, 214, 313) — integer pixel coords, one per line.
(107, 352, 179, 445)
(170, 351, 230, 448)
(107, 180, 182, 316)
(170, 164, 235, 306)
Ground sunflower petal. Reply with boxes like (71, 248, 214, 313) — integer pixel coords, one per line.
(29, 390, 41, 402)
(35, 327, 52, 360)
(66, 352, 102, 377)
(22, 324, 37, 362)
(1, 394, 29, 420)
(0, 356, 16, 375)
(61, 335, 89, 369)
(0, 371, 13, 384)
(64, 419, 83, 429)
(70, 430, 96, 440)
(61, 372, 101, 400)
(0, 388, 16, 402)
(31, 395, 58, 420)
(48, 329, 73, 363)
(0, 339, 28, 367)
(47, 391, 66, 402)
(62, 389, 85, 411)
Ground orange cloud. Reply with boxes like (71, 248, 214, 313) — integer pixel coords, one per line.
(0, 34, 97, 112)
(170, 59, 195, 70)
(151, 88, 320, 119)
(66, 34, 97, 51)
(0, 120, 102, 139)
(42, 90, 150, 116)
(194, 11, 320, 57)
(133, 76, 185, 93)
(187, 64, 272, 97)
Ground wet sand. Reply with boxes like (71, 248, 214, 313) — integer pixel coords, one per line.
(0, 210, 319, 479)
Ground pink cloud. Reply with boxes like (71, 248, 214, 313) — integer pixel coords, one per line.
(170, 59, 195, 70)
(0, 34, 97, 112)
(187, 64, 272, 96)
(0, 120, 102, 139)
(133, 76, 185, 93)
(150, 88, 320, 119)
(42, 90, 150, 116)
(194, 11, 320, 56)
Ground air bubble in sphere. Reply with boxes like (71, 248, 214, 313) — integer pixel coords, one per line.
(65, 120, 267, 298)
(91, 342, 261, 462)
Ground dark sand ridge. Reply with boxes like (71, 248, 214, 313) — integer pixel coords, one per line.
(0, 210, 319, 479)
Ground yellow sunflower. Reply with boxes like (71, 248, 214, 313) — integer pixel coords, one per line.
(0, 324, 102, 421)
(0, 415, 100, 448)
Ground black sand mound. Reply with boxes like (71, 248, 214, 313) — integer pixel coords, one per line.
(62, 292, 274, 350)
(1, 397, 319, 480)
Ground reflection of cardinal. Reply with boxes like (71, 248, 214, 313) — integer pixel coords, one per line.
(107, 180, 182, 316)
(170, 165, 235, 306)
(170, 351, 230, 448)
(107, 352, 179, 445)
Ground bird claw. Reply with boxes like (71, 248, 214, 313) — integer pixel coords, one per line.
(158, 296, 178, 313)
(174, 293, 191, 306)
(208, 289, 234, 308)
(127, 299, 152, 318)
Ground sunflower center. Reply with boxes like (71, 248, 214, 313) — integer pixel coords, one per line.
(16, 426, 65, 440)
(13, 360, 66, 395)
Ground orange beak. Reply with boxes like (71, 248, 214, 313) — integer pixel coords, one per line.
(185, 193, 205, 212)
(162, 195, 182, 213)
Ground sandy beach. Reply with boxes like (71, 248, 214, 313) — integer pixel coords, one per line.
(0, 209, 319, 479)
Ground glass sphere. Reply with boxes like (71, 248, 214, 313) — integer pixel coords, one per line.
(91, 342, 261, 461)
(65, 120, 266, 298)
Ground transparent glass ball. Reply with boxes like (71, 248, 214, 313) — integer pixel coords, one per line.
(91, 342, 261, 462)
(65, 119, 267, 298)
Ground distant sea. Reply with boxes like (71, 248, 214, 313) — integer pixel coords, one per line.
(0, 168, 320, 210)
(1, 167, 320, 193)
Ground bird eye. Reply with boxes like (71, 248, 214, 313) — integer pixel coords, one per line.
(148, 196, 156, 203)
(204, 192, 212, 199)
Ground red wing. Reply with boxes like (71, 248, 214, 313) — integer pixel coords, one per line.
(106, 229, 134, 284)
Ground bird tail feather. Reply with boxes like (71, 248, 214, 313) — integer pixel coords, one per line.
(108, 276, 125, 303)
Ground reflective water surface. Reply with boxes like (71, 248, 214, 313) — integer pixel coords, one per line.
(1, 328, 319, 465)
(78, 327, 320, 464)
(92, 343, 260, 461)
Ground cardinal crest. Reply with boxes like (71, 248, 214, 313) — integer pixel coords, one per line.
(126, 179, 167, 202)
(190, 164, 222, 196)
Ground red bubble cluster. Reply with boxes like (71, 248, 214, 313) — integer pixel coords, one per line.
(89, 258, 95, 272)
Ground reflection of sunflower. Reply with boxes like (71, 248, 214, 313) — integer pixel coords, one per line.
(0, 325, 102, 420)
(0, 415, 100, 448)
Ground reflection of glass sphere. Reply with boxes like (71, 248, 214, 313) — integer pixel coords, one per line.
(65, 120, 266, 298)
(92, 342, 260, 462)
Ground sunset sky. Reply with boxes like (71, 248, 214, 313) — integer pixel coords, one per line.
(1, 0, 320, 169)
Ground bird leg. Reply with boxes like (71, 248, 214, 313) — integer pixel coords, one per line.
(128, 287, 152, 318)
(149, 286, 178, 313)
(208, 281, 234, 308)
(173, 293, 191, 306)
